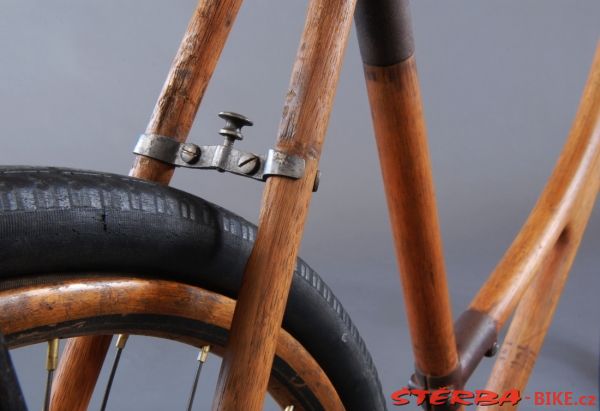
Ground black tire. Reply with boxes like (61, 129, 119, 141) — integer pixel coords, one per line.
(0, 166, 387, 411)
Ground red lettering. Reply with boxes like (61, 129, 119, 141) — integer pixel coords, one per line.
(451, 390, 474, 406)
(391, 387, 410, 406)
(390, 388, 533, 407)
(564, 392, 574, 405)
(534, 392, 545, 405)
(475, 390, 499, 406)
(552, 392, 564, 405)
(581, 395, 596, 406)
(430, 389, 450, 406)
(411, 389, 429, 406)
(498, 389, 521, 406)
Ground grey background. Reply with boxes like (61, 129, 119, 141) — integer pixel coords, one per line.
(1, 1, 599, 410)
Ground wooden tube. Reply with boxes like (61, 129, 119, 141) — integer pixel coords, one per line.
(480, 46, 600, 401)
(211, 1, 357, 410)
(363, 58, 459, 377)
(50, 1, 245, 409)
(480, 233, 572, 411)
(470, 42, 600, 328)
(131, 0, 245, 183)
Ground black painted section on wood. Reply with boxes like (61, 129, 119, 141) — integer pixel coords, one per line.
(355, 0, 415, 66)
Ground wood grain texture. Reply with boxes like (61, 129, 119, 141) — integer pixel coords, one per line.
(363, 57, 458, 377)
(131, 0, 244, 183)
(479, 46, 600, 403)
(470, 42, 600, 329)
(212, 1, 357, 410)
(48, 335, 111, 411)
(0, 277, 343, 411)
(49, 337, 111, 410)
(479, 233, 572, 411)
(50, 1, 245, 407)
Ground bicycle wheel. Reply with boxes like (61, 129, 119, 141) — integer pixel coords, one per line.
(1, 276, 341, 410)
(0, 166, 386, 411)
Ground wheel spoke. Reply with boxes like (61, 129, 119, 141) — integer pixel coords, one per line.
(43, 339, 59, 411)
(186, 345, 210, 411)
(99, 334, 129, 411)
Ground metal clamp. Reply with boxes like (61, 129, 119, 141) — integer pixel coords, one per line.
(407, 310, 499, 411)
(133, 112, 319, 191)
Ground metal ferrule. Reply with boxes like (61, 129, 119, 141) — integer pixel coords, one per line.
(115, 334, 129, 350)
(197, 345, 210, 363)
(46, 339, 59, 371)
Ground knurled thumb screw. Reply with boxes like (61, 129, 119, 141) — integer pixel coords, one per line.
(218, 111, 253, 145)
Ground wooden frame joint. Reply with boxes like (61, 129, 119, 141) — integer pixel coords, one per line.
(409, 309, 498, 410)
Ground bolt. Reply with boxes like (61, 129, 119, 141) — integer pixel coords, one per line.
(218, 112, 253, 145)
(238, 154, 260, 175)
(485, 341, 499, 357)
(180, 144, 201, 164)
(312, 171, 321, 192)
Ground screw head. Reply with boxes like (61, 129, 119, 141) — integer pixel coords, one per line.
(312, 171, 321, 192)
(485, 341, 499, 357)
(237, 154, 260, 175)
(180, 143, 201, 164)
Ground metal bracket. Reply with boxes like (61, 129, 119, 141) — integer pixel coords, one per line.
(133, 133, 304, 178)
(134, 133, 323, 191)
(133, 112, 320, 191)
(406, 309, 499, 411)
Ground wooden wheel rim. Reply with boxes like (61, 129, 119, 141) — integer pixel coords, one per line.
(0, 276, 344, 411)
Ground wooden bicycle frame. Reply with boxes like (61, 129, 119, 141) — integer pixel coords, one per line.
(50, 1, 600, 410)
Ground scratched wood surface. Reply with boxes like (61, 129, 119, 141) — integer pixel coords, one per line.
(49, 1, 245, 409)
(363, 57, 459, 378)
(211, 0, 357, 410)
(476, 42, 600, 410)
(132, 0, 246, 184)
(0, 277, 344, 411)
(471, 42, 600, 328)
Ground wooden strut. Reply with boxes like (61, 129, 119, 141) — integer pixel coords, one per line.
(363, 57, 459, 379)
(478, 42, 600, 410)
(211, 0, 357, 410)
(470, 42, 600, 329)
(49, 0, 245, 409)
(357, 0, 599, 404)
(356, 0, 459, 383)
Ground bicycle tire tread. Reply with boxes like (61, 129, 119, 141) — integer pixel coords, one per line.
(0, 166, 386, 411)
